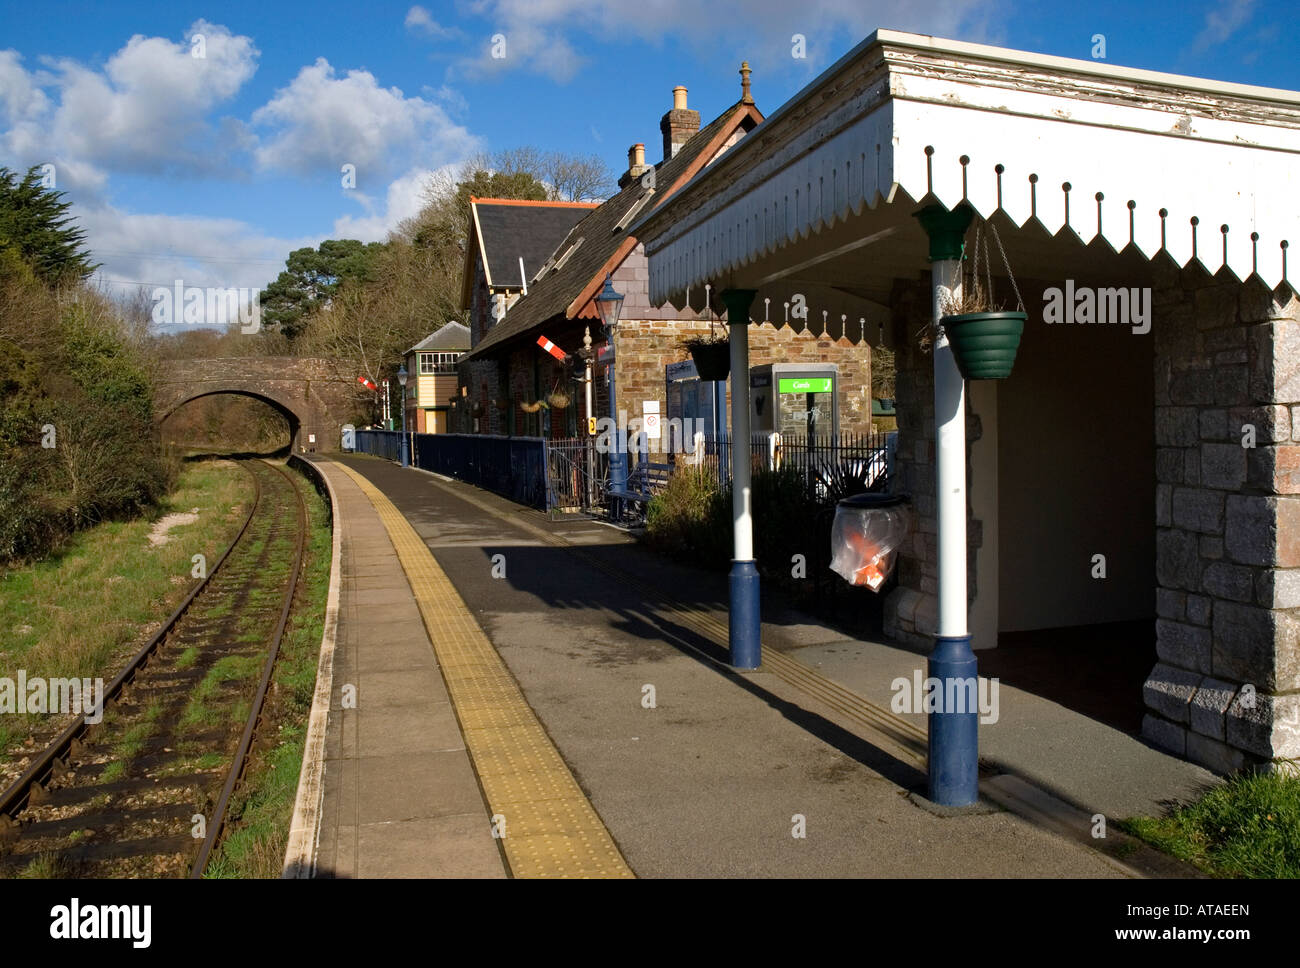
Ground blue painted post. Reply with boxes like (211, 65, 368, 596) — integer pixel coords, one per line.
(607, 357, 626, 519)
(721, 289, 760, 669)
(397, 365, 410, 468)
(915, 203, 978, 806)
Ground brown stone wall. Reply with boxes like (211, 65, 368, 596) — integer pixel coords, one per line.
(154, 356, 366, 453)
(613, 319, 873, 446)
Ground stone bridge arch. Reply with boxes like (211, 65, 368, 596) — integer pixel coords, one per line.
(155, 357, 366, 453)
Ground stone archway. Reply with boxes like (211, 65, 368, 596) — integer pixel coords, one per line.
(154, 357, 365, 453)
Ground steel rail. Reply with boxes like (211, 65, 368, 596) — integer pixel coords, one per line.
(190, 459, 308, 876)
(0, 462, 265, 823)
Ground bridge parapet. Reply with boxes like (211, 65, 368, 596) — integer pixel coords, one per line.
(155, 357, 367, 453)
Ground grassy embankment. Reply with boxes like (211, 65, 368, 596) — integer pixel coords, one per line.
(0, 461, 252, 778)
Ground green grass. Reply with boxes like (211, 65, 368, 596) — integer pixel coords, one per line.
(205, 472, 331, 879)
(16, 853, 73, 879)
(0, 462, 253, 767)
(1120, 770, 1300, 878)
(179, 654, 263, 729)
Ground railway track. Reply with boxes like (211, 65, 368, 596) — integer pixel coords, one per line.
(0, 459, 308, 878)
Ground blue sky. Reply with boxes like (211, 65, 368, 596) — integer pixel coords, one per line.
(1, 0, 1294, 306)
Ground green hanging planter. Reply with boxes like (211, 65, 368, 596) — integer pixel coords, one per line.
(685, 340, 731, 382)
(941, 311, 1026, 380)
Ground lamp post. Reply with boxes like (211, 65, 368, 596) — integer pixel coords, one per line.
(580, 325, 596, 509)
(397, 364, 409, 468)
(595, 275, 626, 518)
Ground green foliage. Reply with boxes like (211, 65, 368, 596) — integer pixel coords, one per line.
(0, 166, 98, 283)
(258, 239, 386, 340)
(645, 466, 730, 564)
(750, 465, 824, 578)
(1121, 771, 1300, 878)
(0, 266, 171, 563)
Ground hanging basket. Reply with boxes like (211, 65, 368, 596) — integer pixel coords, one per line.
(941, 311, 1026, 380)
(686, 340, 730, 381)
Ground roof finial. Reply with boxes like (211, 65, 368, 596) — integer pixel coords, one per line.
(740, 61, 753, 104)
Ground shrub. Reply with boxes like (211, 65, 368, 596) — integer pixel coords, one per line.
(645, 465, 730, 565)
(0, 265, 172, 563)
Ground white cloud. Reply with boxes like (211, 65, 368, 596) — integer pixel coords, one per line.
(0, 21, 258, 187)
(0, 50, 50, 123)
(457, 0, 1001, 81)
(1191, 0, 1258, 53)
(251, 59, 480, 182)
(79, 200, 321, 327)
(332, 166, 452, 242)
(405, 6, 456, 38)
(52, 20, 258, 174)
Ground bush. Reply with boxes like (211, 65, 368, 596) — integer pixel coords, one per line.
(645, 465, 730, 565)
(0, 264, 172, 563)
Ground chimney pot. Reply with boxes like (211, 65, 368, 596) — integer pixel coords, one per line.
(660, 85, 701, 161)
(619, 142, 652, 189)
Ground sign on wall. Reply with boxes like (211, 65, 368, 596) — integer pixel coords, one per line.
(643, 400, 661, 440)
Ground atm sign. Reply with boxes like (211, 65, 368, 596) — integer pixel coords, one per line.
(778, 378, 832, 394)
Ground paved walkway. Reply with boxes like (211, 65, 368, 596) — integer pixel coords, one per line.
(294, 454, 1219, 878)
(309, 461, 505, 878)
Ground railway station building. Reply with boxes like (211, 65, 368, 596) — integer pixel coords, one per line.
(454, 76, 876, 444)
(633, 30, 1300, 773)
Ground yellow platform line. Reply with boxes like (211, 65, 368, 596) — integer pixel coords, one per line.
(332, 461, 633, 879)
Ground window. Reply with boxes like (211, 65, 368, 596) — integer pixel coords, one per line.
(419, 351, 461, 374)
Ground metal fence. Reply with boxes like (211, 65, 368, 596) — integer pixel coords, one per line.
(700, 431, 894, 499)
(354, 428, 894, 515)
(354, 429, 402, 462)
(353, 429, 550, 510)
(413, 434, 550, 510)
(545, 437, 609, 513)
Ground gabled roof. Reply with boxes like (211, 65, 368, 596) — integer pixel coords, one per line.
(460, 198, 597, 309)
(462, 98, 763, 361)
(407, 321, 470, 354)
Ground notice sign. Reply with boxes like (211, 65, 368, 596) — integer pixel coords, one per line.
(643, 400, 661, 439)
(779, 378, 832, 394)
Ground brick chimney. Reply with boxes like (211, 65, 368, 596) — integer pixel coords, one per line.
(660, 85, 700, 160)
(617, 142, 652, 189)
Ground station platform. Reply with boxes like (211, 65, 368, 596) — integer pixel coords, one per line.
(289, 454, 1213, 878)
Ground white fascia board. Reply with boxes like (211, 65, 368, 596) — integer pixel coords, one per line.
(644, 30, 1300, 304)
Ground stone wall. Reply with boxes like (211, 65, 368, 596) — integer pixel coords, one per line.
(1143, 264, 1300, 771)
(154, 356, 365, 453)
(614, 320, 873, 446)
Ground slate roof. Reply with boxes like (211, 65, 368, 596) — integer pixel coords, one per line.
(407, 320, 470, 354)
(462, 99, 761, 362)
(472, 199, 597, 291)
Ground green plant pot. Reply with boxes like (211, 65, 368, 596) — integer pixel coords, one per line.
(687, 341, 730, 382)
(940, 311, 1026, 380)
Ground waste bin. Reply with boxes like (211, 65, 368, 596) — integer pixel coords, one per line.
(829, 492, 910, 591)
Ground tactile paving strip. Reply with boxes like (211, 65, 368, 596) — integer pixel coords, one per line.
(332, 461, 633, 879)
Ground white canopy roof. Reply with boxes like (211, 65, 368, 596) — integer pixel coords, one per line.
(636, 30, 1300, 320)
